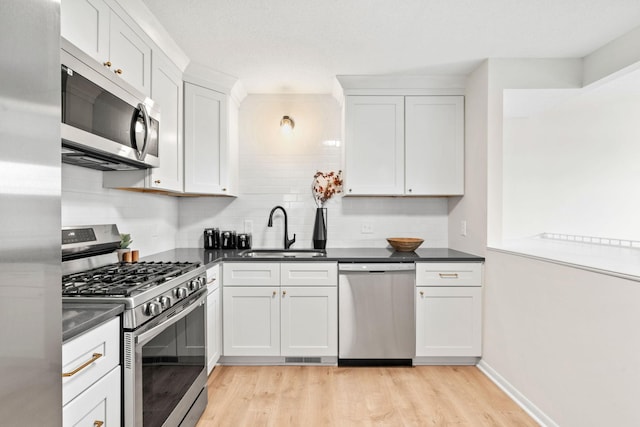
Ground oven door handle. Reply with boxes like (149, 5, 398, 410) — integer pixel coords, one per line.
(135, 294, 205, 346)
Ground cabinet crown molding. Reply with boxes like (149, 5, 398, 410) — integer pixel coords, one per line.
(336, 75, 466, 96)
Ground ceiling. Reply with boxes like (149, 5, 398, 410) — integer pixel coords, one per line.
(141, 0, 640, 94)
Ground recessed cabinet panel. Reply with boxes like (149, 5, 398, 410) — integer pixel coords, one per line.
(62, 366, 121, 427)
(61, 0, 109, 61)
(415, 262, 482, 286)
(109, 13, 152, 95)
(149, 53, 183, 192)
(280, 262, 337, 286)
(281, 287, 337, 356)
(416, 287, 482, 357)
(223, 287, 280, 356)
(345, 96, 405, 195)
(223, 263, 280, 286)
(405, 96, 464, 195)
(62, 316, 120, 406)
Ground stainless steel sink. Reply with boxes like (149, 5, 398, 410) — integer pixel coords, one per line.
(238, 249, 327, 258)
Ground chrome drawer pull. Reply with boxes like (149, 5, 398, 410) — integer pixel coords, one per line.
(62, 353, 102, 377)
(439, 273, 459, 279)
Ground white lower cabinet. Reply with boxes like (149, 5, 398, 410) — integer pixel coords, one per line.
(223, 286, 280, 356)
(415, 287, 482, 357)
(280, 286, 337, 356)
(222, 262, 338, 358)
(206, 265, 222, 374)
(62, 316, 121, 426)
(415, 262, 483, 359)
(63, 366, 121, 427)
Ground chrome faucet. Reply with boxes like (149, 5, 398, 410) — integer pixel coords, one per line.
(267, 205, 296, 249)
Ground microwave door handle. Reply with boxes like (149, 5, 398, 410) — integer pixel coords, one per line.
(132, 103, 151, 161)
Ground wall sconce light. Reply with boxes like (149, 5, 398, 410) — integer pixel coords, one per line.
(280, 115, 295, 133)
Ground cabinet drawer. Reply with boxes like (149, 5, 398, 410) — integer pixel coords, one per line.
(62, 316, 120, 406)
(223, 262, 280, 286)
(63, 365, 121, 427)
(280, 262, 337, 286)
(416, 262, 482, 286)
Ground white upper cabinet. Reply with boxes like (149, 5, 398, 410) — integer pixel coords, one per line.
(184, 82, 232, 195)
(61, 0, 109, 61)
(107, 12, 152, 95)
(343, 94, 464, 196)
(405, 96, 464, 195)
(61, 0, 152, 96)
(149, 52, 184, 192)
(344, 96, 405, 195)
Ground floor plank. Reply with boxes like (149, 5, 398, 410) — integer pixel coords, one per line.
(196, 365, 538, 427)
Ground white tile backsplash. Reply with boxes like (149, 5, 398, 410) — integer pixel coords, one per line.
(62, 164, 179, 256)
(61, 94, 449, 254)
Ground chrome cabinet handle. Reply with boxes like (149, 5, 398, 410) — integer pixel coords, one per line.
(272, 290, 277, 296)
(282, 290, 287, 297)
(62, 353, 102, 377)
(439, 273, 459, 279)
(419, 291, 424, 296)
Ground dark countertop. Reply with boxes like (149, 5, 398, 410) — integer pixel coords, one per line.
(142, 247, 484, 267)
(62, 303, 124, 342)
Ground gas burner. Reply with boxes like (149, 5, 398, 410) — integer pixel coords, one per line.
(62, 261, 201, 297)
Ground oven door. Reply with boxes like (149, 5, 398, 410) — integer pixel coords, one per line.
(124, 289, 208, 427)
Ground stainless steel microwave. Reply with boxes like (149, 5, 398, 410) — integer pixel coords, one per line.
(60, 42, 160, 171)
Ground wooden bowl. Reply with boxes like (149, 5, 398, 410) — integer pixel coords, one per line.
(387, 237, 424, 252)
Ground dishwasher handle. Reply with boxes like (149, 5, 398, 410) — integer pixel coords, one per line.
(338, 263, 415, 273)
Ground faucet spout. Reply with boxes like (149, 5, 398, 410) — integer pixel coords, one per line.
(267, 205, 296, 249)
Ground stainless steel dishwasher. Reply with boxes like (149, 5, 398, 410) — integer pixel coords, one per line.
(338, 263, 415, 366)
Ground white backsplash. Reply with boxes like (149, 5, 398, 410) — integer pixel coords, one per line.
(62, 164, 179, 256)
(61, 94, 449, 255)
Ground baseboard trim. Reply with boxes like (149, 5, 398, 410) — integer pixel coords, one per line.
(476, 360, 558, 427)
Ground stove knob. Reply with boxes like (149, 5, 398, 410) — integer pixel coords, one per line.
(174, 287, 188, 299)
(198, 276, 206, 287)
(146, 301, 162, 316)
(189, 280, 200, 291)
(159, 296, 172, 309)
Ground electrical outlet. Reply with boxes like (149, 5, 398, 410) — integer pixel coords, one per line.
(361, 223, 373, 234)
(460, 220, 467, 237)
(244, 220, 253, 234)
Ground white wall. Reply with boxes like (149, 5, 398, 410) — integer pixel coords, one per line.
(503, 86, 640, 241)
(177, 94, 449, 249)
(62, 164, 179, 256)
(448, 61, 489, 256)
(482, 250, 640, 427)
(477, 56, 640, 427)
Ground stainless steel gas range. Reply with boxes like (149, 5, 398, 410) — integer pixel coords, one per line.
(62, 224, 208, 427)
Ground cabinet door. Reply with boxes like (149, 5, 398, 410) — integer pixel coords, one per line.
(62, 317, 120, 406)
(184, 83, 229, 194)
(223, 287, 280, 356)
(344, 96, 405, 195)
(415, 287, 481, 357)
(61, 0, 110, 63)
(280, 262, 337, 286)
(108, 11, 152, 95)
(223, 262, 280, 286)
(405, 96, 464, 195)
(207, 286, 221, 374)
(63, 365, 120, 427)
(281, 287, 337, 357)
(150, 52, 184, 192)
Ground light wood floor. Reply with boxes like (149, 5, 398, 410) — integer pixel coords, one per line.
(196, 365, 538, 427)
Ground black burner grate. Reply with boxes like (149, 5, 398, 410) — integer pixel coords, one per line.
(62, 261, 200, 297)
